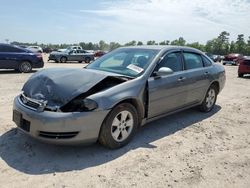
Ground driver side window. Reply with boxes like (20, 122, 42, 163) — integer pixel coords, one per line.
(156, 52, 183, 72)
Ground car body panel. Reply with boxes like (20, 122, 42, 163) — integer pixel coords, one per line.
(22, 67, 127, 107)
(238, 57, 250, 75)
(13, 45, 226, 145)
(13, 97, 110, 145)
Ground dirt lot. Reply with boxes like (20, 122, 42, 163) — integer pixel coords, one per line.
(0, 55, 250, 188)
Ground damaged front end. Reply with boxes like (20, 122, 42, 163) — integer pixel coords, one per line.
(20, 68, 130, 113)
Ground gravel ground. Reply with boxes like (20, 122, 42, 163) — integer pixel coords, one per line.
(0, 55, 250, 188)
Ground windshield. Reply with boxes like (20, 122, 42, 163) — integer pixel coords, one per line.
(86, 48, 159, 77)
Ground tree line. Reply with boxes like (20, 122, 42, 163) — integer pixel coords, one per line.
(10, 31, 250, 55)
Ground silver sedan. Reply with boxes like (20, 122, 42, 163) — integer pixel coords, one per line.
(13, 46, 226, 149)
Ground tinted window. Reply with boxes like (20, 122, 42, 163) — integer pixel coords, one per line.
(183, 52, 203, 70)
(244, 60, 250, 66)
(0, 45, 24, 53)
(157, 52, 183, 72)
(202, 55, 212, 67)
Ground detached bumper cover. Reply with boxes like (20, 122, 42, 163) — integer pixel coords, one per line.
(13, 96, 110, 144)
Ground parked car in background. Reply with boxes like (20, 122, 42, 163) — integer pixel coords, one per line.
(94, 50, 106, 58)
(0, 43, 44, 72)
(205, 53, 223, 62)
(27, 46, 43, 53)
(238, 56, 250, 77)
(43, 47, 52, 54)
(67, 46, 82, 50)
(48, 49, 94, 63)
(223, 53, 243, 65)
(13, 46, 225, 148)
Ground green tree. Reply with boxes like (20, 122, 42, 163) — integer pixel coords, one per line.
(229, 41, 236, 53)
(235, 34, 246, 54)
(99, 40, 109, 50)
(109, 42, 121, 50)
(170, 37, 186, 46)
(187, 42, 205, 51)
(146, 40, 157, 45)
(125, 40, 137, 46)
(137, 41, 143, 45)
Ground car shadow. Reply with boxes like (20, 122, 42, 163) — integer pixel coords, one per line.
(0, 70, 37, 74)
(0, 105, 221, 175)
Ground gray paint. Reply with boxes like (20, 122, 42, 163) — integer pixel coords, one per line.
(13, 46, 226, 144)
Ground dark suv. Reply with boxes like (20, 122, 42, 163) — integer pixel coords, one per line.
(0, 43, 44, 73)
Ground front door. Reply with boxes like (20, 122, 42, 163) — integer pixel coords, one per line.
(148, 51, 189, 118)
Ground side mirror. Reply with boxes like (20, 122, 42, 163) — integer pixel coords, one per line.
(154, 67, 173, 78)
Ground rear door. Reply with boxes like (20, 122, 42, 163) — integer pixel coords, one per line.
(182, 51, 212, 104)
(0, 45, 23, 69)
(148, 51, 189, 118)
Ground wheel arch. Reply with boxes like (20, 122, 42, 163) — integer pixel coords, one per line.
(60, 56, 67, 62)
(108, 98, 145, 127)
(210, 81, 220, 94)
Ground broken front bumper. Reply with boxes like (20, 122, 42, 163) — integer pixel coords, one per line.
(13, 96, 110, 145)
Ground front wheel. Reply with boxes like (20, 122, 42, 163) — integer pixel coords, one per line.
(85, 57, 91, 64)
(18, 61, 32, 73)
(199, 85, 218, 112)
(98, 103, 139, 149)
(60, 57, 67, 63)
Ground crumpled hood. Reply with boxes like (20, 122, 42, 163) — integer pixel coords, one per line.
(22, 68, 111, 106)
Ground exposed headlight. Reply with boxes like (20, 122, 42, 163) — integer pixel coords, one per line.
(60, 98, 98, 112)
(81, 98, 98, 111)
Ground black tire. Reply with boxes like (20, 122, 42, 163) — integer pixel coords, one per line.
(85, 57, 91, 64)
(60, 56, 67, 63)
(99, 103, 139, 149)
(238, 73, 244, 78)
(55, 60, 59, 63)
(223, 63, 226, 65)
(18, 61, 32, 73)
(78, 61, 83, 63)
(199, 85, 218, 112)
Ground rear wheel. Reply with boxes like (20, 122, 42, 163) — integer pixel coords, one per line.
(99, 103, 139, 149)
(199, 85, 218, 112)
(60, 57, 67, 63)
(78, 61, 83, 63)
(18, 61, 32, 73)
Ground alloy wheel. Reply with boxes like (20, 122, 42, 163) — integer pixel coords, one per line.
(111, 110, 134, 142)
(206, 88, 216, 108)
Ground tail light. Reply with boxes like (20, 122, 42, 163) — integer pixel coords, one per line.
(36, 53, 43, 59)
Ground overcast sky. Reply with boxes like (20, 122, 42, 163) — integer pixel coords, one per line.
(0, 0, 250, 44)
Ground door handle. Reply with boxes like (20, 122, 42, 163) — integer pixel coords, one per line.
(178, 77, 186, 82)
(204, 72, 210, 78)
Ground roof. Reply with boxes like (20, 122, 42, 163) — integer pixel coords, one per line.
(121, 45, 202, 53)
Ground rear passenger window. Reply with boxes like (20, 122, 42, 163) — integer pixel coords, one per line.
(183, 52, 203, 70)
(202, 56, 212, 67)
(0, 46, 24, 53)
(157, 52, 183, 72)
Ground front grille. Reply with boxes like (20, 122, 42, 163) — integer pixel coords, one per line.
(19, 94, 47, 111)
(39, 131, 79, 139)
(20, 95, 40, 109)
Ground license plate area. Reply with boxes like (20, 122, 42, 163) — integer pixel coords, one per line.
(13, 110, 30, 132)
